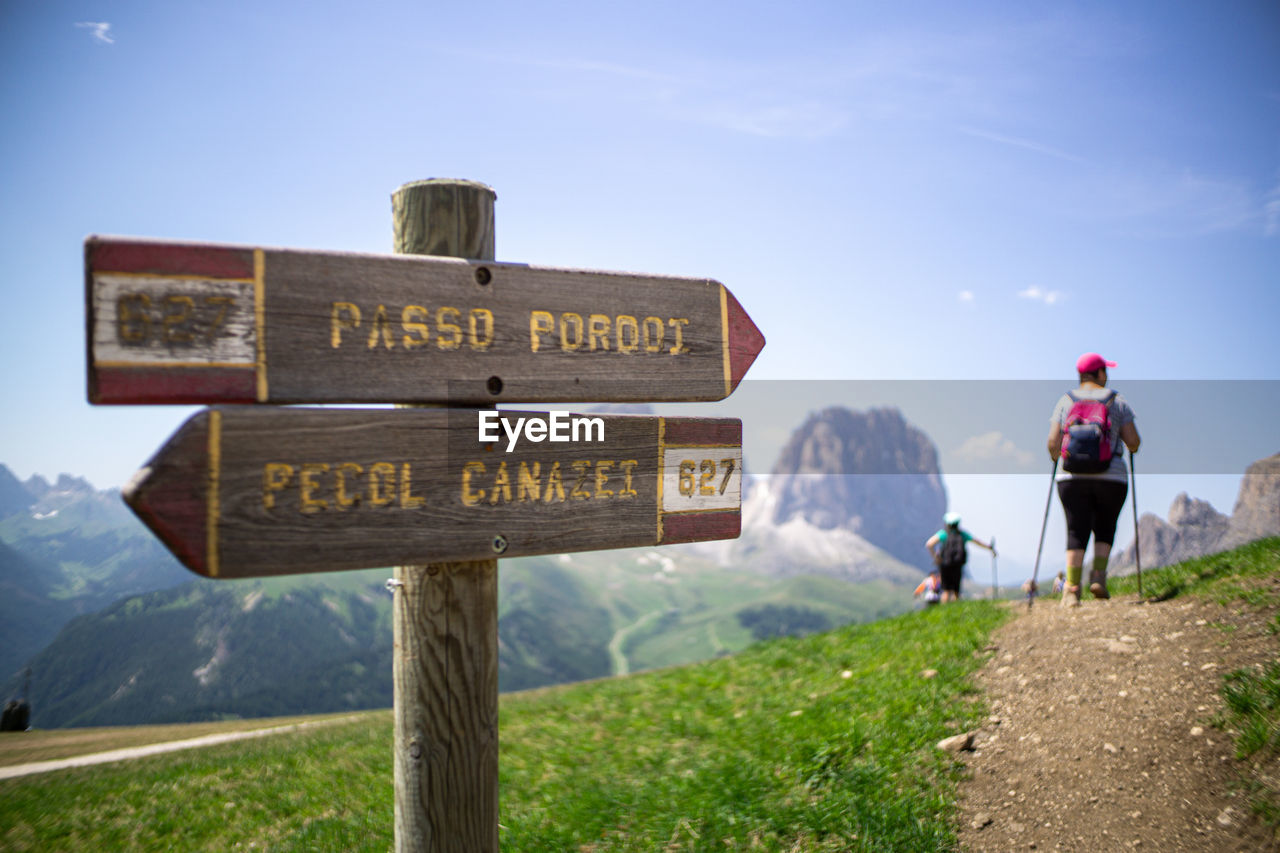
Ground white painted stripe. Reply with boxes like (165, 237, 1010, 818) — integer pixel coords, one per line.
(93, 274, 256, 365)
(660, 446, 742, 514)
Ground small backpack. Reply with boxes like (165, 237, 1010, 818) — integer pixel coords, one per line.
(938, 529, 967, 568)
(1060, 390, 1118, 474)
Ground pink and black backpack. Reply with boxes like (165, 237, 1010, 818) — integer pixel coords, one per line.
(1060, 390, 1118, 473)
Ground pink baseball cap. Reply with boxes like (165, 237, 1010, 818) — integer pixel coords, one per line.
(1076, 352, 1116, 373)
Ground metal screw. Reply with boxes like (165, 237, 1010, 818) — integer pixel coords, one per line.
(384, 578, 403, 594)
(474, 266, 492, 286)
(486, 375, 503, 395)
(491, 534, 508, 554)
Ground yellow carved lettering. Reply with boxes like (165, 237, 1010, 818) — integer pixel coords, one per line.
(462, 461, 486, 506)
(543, 461, 565, 503)
(367, 304, 394, 350)
(560, 313, 584, 351)
(402, 305, 430, 349)
(587, 314, 611, 351)
(262, 463, 294, 509)
(530, 310, 554, 352)
(517, 461, 541, 502)
(300, 463, 330, 512)
(400, 462, 425, 508)
(678, 460, 696, 496)
(616, 315, 639, 353)
(571, 460, 592, 500)
(331, 302, 360, 348)
(619, 460, 638, 497)
(118, 293, 151, 343)
(594, 460, 614, 498)
(668, 318, 689, 354)
(699, 459, 717, 495)
(489, 461, 512, 505)
(204, 295, 234, 343)
(642, 316, 663, 352)
(163, 294, 194, 343)
(468, 308, 494, 350)
(436, 307, 462, 350)
(336, 462, 363, 508)
(368, 462, 396, 506)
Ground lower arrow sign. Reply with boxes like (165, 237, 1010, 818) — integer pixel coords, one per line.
(124, 407, 743, 578)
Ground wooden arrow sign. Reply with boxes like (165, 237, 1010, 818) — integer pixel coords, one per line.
(124, 407, 743, 578)
(86, 237, 765, 405)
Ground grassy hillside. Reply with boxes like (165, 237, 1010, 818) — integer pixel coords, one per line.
(3, 538, 1272, 851)
(6, 547, 913, 728)
(0, 597, 1006, 850)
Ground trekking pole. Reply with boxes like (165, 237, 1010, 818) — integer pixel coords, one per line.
(1029, 460, 1058, 611)
(1130, 451, 1142, 600)
(990, 536, 998, 600)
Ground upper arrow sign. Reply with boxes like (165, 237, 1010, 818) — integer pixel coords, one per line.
(86, 237, 765, 405)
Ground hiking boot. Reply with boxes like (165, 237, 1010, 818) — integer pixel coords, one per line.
(1089, 570, 1110, 600)
(1061, 584, 1081, 607)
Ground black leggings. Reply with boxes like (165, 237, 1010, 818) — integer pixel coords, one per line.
(1056, 478, 1128, 551)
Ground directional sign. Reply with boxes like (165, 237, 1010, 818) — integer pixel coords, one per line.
(124, 407, 743, 578)
(86, 237, 765, 405)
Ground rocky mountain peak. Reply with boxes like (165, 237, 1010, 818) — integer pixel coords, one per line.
(1112, 452, 1280, 571)
(1225, 453, 1280, 549)
(765, 406, 946, 570)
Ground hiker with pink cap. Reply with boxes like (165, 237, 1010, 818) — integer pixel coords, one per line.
(1045, 352, 1142, 605)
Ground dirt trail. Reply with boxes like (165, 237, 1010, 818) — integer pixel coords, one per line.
(0, 715, 360, 781)
(955, 593, 1279, 852)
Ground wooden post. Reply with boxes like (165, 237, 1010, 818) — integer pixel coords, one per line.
(391, 179, 499, 853)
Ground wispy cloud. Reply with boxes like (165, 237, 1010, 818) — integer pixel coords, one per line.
(957, 290, 975, 303)
(1265, 176, 1280, 238)
(75, 22, 114, 44)
(956, 125, 1085, 164)
(955, 431, 1035, 468)
(1017, 286, 1064, 306)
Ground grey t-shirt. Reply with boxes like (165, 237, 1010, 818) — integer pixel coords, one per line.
(1051, 387, 1135, 483)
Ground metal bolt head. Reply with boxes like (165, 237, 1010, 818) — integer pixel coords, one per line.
(474, 266, 492, 286)
(491, 534, 508, 554)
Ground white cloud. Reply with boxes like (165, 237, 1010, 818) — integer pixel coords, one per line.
(1265, 176, 1280, 238)
(956, 125, 1086, 165)
(955, 431, 1035, 468)
(1017, 286, 1064, 306)
(957, 290, 975, 303)
(75, 22, 114, 44)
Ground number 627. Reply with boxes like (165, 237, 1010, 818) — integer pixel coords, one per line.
(677, 458, 736, 497)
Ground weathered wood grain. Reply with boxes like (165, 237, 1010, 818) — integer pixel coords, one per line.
(85, 235, 765, 405)
(391, 178, 499, 853)
(120, 406, 743, 578)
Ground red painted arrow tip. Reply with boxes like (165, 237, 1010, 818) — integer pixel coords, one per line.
(725, 289, 765, 394)
(122, 413, 213, 577)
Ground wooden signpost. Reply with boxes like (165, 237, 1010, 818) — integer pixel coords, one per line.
(85, 237, 764, 405)
(123, 406, 743, 578)
(93, 178, 764, 852)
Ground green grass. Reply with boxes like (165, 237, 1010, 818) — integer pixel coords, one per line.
(1107, 536, 1280, 607)
(2, 537, 1276, 851)
(1, 600, 1006, 851)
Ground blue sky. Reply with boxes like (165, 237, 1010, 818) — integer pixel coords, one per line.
(2, 1, 1277, 578)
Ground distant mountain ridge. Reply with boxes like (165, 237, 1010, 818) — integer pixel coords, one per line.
(0, 406, 946, 727)
(1112, 452, 1280, 571)
(0, 464, 190, 681)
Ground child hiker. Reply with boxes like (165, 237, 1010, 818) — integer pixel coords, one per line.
(925, 512, 996, 602)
